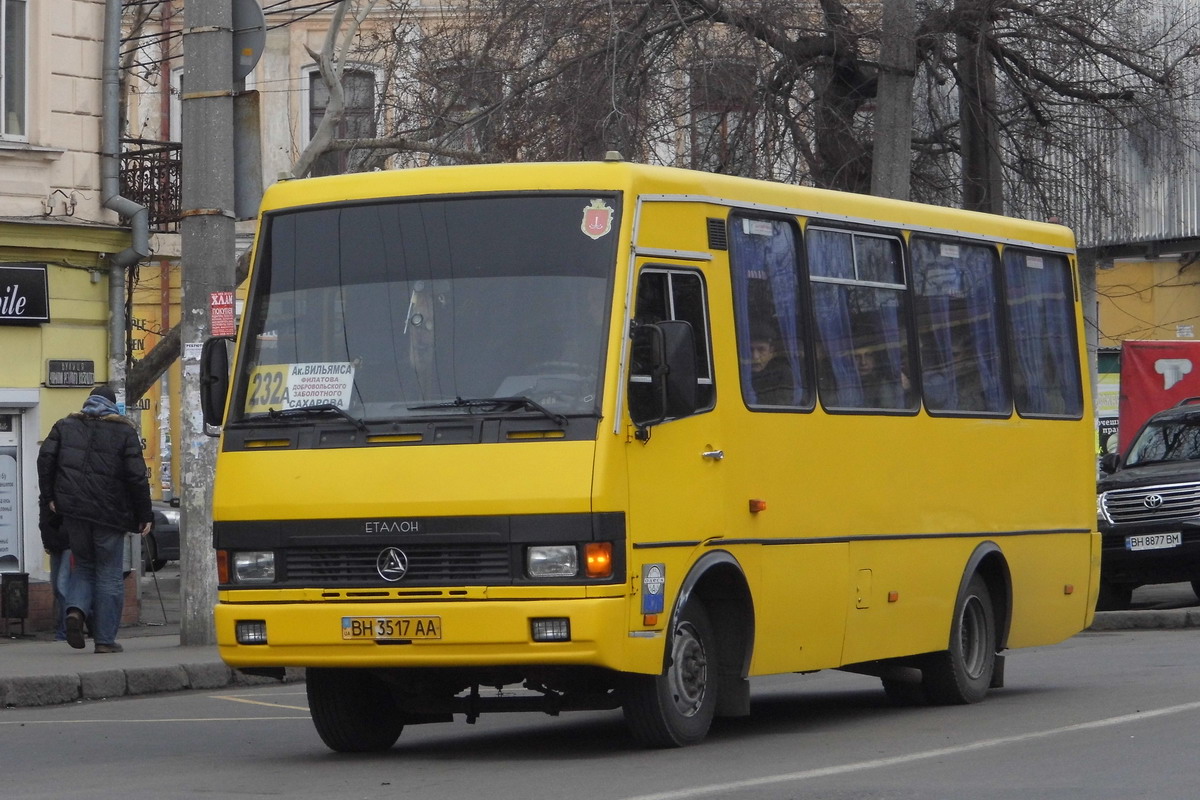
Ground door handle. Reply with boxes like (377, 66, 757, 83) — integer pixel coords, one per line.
(701, 449, 724, 460)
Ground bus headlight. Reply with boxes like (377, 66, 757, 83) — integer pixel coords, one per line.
(232, 551, 276, 583)
(527, 545, 578, 578)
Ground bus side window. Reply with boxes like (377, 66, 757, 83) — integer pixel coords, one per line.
(631, 268, 715, 414)
(730, 215, 809, 409)
(1003, 249, 1082, 418)
(911, 236, 1010, 415)
(807, 227, 915, 412)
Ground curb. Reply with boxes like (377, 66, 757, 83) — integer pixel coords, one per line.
(0, 665, 304, 709)
(1089, 608, 1200, 631)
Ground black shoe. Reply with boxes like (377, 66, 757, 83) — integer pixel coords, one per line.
(65, 611, 86, 650)
(94, 643, 123, 654)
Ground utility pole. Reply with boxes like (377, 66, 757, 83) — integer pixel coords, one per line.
(870, 0, 916, 201)
(179, 0, 236, 646)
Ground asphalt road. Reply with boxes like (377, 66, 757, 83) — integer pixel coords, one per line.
(2, 626, 1197, 800)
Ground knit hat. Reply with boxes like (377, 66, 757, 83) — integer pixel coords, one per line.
(89, 385, 117, 403)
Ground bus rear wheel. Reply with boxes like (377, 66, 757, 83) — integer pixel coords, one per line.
(306, 668, 404, 752)
(922, 574, 996, 705)
(622, 602, 717, 747)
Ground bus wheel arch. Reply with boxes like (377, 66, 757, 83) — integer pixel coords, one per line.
(923, 544, 1011, 704)
(622, 551, 754, 746)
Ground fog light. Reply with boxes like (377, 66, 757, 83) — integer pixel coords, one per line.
(236, 620, 268, 644)
(531, 617, 571, 642)
(527, 545, 578, 578)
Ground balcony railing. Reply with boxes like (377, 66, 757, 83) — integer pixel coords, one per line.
(120, 138, 181, 233)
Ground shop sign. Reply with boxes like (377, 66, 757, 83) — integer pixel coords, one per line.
(0, 264, 50, 324)
(46, 359, 96, 388)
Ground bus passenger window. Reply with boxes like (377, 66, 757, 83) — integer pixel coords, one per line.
(1003, 249, 1082, 418)
(807, 227, 915, 412)
(730, 215, 809, 409)
(911, 236, 1009, 415)
(631, 268, 714, 413)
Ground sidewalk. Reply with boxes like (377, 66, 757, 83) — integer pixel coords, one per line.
(2, 574, 1197, 710)
(0, 567, 300, 709)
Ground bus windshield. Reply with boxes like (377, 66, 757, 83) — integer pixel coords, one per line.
(231, 194, 619, 423)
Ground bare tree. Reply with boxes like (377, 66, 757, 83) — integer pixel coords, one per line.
(305, 0, 1200, 208)
(124, 0, 1200, 399)
(125, 0, 378, 401)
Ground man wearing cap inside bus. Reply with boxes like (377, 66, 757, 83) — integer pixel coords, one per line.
(37, 386, 153, 654)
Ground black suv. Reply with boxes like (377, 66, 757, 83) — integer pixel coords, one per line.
(1097, 397, 1200, 609)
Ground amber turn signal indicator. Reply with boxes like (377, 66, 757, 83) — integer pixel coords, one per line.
(748, 499, 767, 513)
(585, 542, 613, 578)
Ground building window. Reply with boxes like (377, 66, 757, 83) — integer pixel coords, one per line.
(308, 67, 377, 176)
(427, 62, 501, 163)
(1, 0, 26, 139)
(690, 61, 756, 173)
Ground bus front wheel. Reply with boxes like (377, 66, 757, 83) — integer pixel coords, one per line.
(307, 668, 404, 752)
(622, 602, 718, 747)
(922, 574, 996, 705)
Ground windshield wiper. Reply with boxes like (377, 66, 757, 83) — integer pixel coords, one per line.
(243, 403, 367, 431)
(409, 396, 567, 426)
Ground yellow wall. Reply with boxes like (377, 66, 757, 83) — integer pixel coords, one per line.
(130, 261, 181, 499)
(1096, 258, 1200, 347)
(32, 266, 112, 438)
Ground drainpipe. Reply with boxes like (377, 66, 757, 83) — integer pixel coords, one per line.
(102, 0, 151, 399)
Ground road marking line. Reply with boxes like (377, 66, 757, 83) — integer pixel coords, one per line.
(0, 716, 309, 725)
(209, 694, 310, 712)
(618, 699, 1200, 800)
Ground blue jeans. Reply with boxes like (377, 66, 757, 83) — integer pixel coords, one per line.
(63, 518, 126, 646)
(49, 549, 72, 641)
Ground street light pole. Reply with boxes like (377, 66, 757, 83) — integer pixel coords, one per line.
(179, 0, 236, 646)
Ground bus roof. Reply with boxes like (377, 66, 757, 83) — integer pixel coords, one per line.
(259, 160, 1075, 251)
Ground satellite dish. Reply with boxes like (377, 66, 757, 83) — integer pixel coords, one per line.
(232, 0, 266, 82)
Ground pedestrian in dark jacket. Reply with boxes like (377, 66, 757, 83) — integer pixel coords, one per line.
(37, 386, 153, 653)
(39, 499, 70, 641)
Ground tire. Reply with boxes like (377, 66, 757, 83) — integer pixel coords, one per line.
(622, 602, 718, 748)
(306, 668, 404, 753)
(1096, 581, 1134, 611)
(1190, 580, 1200, 603)
(922, 574, 996, 705)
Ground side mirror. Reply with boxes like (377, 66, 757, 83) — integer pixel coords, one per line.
(200, 336, 235, 432)
(628, 320, 698, 432)
(1099, 452, 1121, 474)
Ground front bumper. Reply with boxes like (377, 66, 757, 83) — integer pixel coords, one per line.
(1099, 525, 1200, 585)
(215, 595, 656, 673)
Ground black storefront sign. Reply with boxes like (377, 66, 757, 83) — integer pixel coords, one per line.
(0, 264, 50, 324)
(46, 360, 96, 388)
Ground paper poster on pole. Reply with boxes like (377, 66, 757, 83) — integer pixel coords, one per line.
(210, 291, 236, 336)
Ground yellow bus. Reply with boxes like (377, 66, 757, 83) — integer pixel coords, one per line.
(200, 157, 1098, 752)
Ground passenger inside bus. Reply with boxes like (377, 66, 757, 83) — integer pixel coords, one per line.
(748, 327, 796, 406)
(852, 343, 909, 409)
